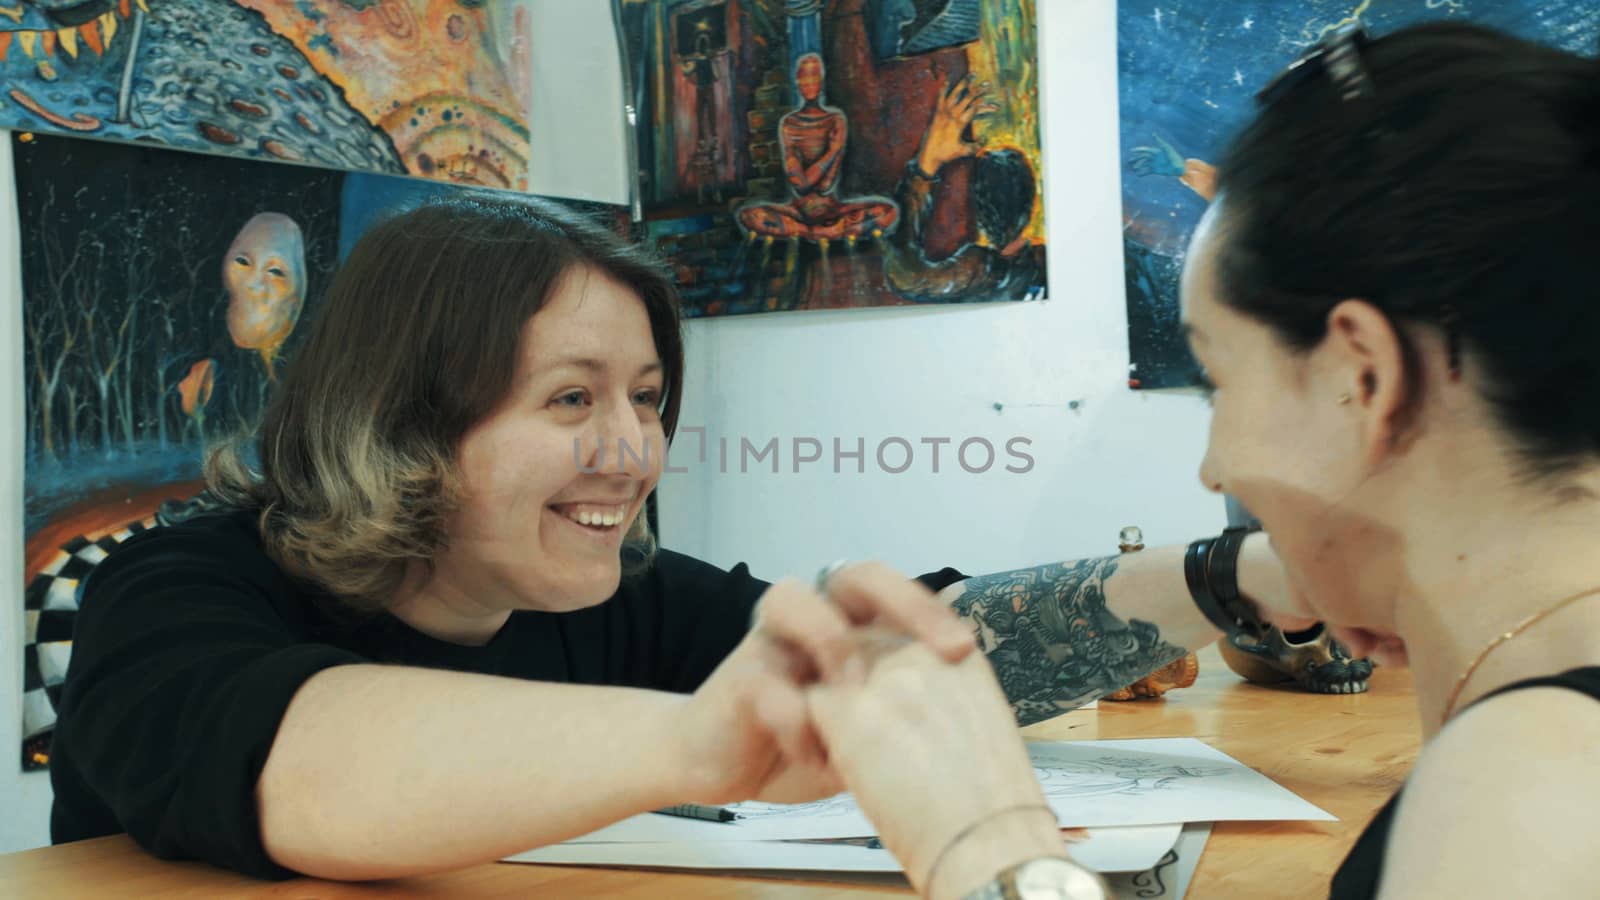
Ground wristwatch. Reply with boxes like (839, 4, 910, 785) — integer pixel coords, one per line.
(961, 856, 1110, 900)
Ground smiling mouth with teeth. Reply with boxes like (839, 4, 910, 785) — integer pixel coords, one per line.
(556, 504, 630, 529)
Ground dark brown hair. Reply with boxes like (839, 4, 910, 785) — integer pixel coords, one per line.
(209, 193, 683, 610)
(1215, 23, 1600, 477)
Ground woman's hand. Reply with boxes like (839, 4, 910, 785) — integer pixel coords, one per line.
(806, 640, 1067, 899)
(758, 560, 977, 673)
(1325, 627, 1409, 668)
(1236, 531, 1319, 631)
(673, 579, 843, 805)
(671, 564, 979, 807)
(1237, 532, 1409, 666)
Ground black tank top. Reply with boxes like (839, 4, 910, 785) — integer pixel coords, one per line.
(1328, 666, 1600, 899)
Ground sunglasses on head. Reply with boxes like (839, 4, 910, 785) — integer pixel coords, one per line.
(1256, 21, 1375, 108)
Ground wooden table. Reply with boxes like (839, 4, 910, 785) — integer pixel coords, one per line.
(1, 646, 1421, 899)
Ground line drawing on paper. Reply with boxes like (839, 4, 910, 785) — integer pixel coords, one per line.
(728, 752, 1234, 825)
(1032, 755, 1234, 802)
(731, 793, 859, 821)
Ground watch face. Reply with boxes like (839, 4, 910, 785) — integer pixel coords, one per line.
(1013, 857, 1105, 900)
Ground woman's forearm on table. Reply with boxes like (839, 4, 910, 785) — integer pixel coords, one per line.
(936, 532, 1284, 725)
(257, 664, 690, 880)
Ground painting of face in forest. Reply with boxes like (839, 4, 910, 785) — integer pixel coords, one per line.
(12, 133, 339, 768)
(17, 134, 339, 530)
(620, 0, 1045, 317)
(224, 212, 308, 381)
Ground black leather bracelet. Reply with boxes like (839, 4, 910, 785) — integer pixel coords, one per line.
(1209, 526, 1252, 606)
(1185, 526, 1269, 639)
(1184, 536, 1229, 633)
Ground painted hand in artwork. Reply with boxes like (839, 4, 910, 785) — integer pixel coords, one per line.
(1129, 134, 1188, 178)
(915, 74, 1001, 178)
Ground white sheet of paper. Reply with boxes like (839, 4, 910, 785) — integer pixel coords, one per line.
(566, 738, 1328, 844)
(507, 822, 1182, 875)
(1027, 738, 1334, 828)
(1106, 822, 1212, 899)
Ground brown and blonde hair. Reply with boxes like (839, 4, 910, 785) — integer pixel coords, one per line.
(207, 193, 684, 613)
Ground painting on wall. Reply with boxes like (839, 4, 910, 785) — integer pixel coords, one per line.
(0, 0, 535, 190)
(620, 0, 1046, 317)
(1118, 0, 1600, 390)
(14, 132, 628, 770)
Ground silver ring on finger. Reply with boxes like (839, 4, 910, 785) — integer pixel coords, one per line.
(814, 559, 851, 598)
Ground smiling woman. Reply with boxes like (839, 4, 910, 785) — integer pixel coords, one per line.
(43, 194, 979, 883)
(395, 265, 673, 631)
(207, 198, 682, 616)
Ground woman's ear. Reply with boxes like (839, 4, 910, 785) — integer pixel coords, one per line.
(1323, 299, 1417, 464)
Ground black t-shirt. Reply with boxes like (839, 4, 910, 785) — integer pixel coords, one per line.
(49, 509, 966, 879)
(1328, 666, 1600, 899)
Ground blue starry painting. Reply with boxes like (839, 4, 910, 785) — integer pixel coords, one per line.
(1118, 0, 1600, 390)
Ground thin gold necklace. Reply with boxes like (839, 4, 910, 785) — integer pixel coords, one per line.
(1440, 585, 1600, 725)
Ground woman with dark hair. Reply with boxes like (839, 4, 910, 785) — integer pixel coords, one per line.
(50, 191, 1299, 886)
(802, 21, 1600, 900)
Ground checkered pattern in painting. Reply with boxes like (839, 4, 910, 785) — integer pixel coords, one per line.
(21, 518, 155, 771)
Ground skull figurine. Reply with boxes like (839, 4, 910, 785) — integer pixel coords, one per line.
(1218, 623, 1373, 694)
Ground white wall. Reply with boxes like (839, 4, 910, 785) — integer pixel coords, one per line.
(526, 0, 631, 205)
(655, 0, 1222, 579)
(0, 0, 1223, 854)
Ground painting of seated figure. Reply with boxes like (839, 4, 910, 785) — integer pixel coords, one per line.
(621, 0, 1046, 316)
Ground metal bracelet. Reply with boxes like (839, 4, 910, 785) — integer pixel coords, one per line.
(924, 803, 1058, 898)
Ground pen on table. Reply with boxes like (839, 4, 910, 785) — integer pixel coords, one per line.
(655, 803, 739, 823)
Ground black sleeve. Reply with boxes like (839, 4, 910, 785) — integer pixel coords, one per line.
(645, 549, 770, 693)
(915, 567, 969, 594)
(644, 549, 968, 693)
(51, 527, 365, 880)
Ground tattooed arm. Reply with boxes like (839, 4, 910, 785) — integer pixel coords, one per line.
(939, 536, 1286, 725)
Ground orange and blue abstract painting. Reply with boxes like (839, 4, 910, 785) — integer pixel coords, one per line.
(0, 0, 534, 189)
(1119, 0, 1600, 390)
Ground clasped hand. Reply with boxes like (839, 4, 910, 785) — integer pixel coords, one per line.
(676, 563, 1064, 898)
